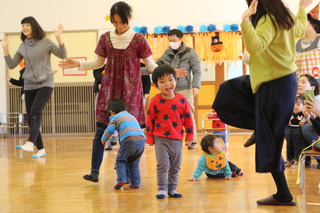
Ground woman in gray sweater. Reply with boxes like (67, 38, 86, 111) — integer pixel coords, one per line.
(1, 16, 67, 158)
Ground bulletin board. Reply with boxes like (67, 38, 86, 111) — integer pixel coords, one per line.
(62, 57, 87, 76)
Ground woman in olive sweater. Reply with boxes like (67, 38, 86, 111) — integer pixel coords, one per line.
(213, 0, 312, 206)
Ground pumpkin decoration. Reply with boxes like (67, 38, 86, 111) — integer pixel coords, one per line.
(211, 35, 223, 52)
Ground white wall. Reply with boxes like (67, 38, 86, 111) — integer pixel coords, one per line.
(1, 0, 317, 33)
(0, 0, 248, 32)
(0, 0, 318, 115)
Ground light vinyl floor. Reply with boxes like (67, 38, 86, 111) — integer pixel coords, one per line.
(0, 134, 320, 213)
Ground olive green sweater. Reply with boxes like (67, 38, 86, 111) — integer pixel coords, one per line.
(241, 8, 307, 94)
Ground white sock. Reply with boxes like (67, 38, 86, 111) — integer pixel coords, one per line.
(32, 149, 46, 158)
(157, 190, 166, 195)
(21, 142, 34, 152)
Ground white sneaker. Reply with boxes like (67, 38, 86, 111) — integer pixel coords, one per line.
(188, 142, 197, 149)
(32, 149, 46, 158)
(16, 142, 34, 152)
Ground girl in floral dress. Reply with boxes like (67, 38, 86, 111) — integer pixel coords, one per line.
(59, 1, 158, 182)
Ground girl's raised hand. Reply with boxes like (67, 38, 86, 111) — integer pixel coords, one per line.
(1, 36, 9, 48)
(242, 0, 258, 22)
(54, 24, 64, 38)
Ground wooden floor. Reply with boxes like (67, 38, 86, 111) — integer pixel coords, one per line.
(0, 133, 320, 213)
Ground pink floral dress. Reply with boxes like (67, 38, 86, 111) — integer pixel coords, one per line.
(94, 32, 152, 126)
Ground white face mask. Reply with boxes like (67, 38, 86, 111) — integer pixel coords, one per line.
(169, 41, 181, 50)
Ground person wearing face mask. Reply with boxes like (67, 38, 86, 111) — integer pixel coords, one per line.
(156, 29, 201, 149)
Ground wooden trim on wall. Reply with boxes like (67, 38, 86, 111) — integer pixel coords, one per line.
(215, 63, 225, 94)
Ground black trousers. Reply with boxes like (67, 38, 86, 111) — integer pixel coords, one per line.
(285, 126, 305, 161)
(213, 74, 297, 172)
(25, 87, 53, 150)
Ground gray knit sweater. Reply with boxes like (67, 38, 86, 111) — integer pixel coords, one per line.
(4, 37, 67, 90)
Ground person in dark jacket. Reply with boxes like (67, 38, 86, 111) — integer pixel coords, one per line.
(6, 67, 27, 124)
(303, 92, 320, 168)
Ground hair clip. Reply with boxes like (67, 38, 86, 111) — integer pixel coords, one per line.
(105, 15, 110, 21)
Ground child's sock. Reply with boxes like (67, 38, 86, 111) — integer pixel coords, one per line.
(285, 160, 294, 167)
(237, 170, 244, 176)
(168, 190, 182, 198)
(291, 161, 299, 169)
(114, 182, 126, 189)
(156, 190, 167, 199)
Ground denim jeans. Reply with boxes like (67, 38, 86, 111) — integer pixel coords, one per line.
(116, 139, 145, 187)
(90, 126, 106, 174)
(301, 123, 318, 146)
(301, 123, 320, 162)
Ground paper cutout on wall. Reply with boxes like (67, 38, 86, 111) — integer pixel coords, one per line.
(211, 36, 223, 52)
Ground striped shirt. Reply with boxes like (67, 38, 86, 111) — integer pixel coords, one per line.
(101, 111, 145, 142)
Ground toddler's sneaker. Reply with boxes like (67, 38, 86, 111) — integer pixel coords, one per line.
(110, 135, 118, 146)
(156, 190, 167, 199)
(16, 142, 34, 152)
(188, 142, 197, 149)
(237, 170, 244, 176)
(168, 190, 182, 198)
(231, 172, 237, 177)
(114, 182, 126, 189)
(105, 144, 113, 150)
(32, 149, 46, 158)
